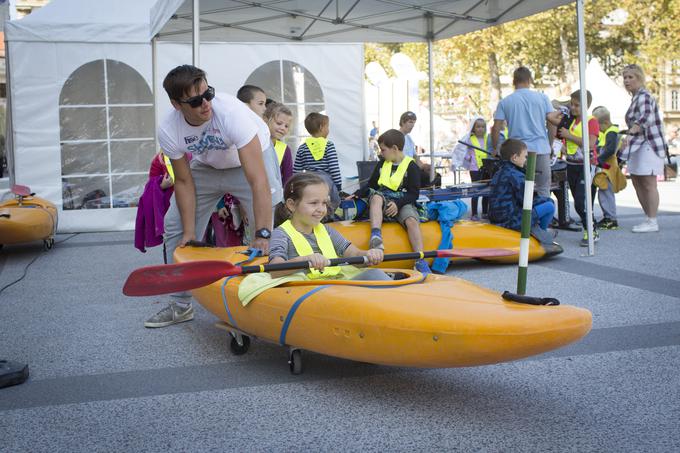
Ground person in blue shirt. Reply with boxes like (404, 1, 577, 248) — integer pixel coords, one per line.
(491, 67, 563, 199)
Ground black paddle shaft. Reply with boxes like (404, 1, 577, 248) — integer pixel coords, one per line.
(457, 140, 495, 156)
(239, 251, 441, 274)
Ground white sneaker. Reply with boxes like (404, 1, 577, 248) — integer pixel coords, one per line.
(632, 219, 659, 233)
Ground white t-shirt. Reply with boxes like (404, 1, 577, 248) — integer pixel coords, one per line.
(158, 93, 270, 169)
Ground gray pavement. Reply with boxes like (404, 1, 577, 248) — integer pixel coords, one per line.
(1, 179, 679, 452)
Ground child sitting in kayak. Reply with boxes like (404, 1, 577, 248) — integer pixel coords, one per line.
(347, 129, 431, 274)
(488, 139, 556, 245)
(269, 172, 386, 279)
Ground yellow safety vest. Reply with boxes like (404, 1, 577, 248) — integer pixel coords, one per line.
(274, 140, 287, 165)
(162, 154, 175, 182)
(566, 116, 595, 160)
(597, 124, 620, 149)
(304, 137, 328, 161)
(470, 134, 488, 169)
(279, 220, 341, 279)
(377, 156, 414, 191)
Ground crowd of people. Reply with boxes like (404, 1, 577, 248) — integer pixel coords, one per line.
(136, 62, 669, 329)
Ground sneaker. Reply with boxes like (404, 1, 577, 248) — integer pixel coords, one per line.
(632, 218, 659, 233)
(596, 218, 619, 230)
(368, 235, 384, 250)
(470, 215, 480, 221)
(414, 259, 432, 275)
(144, 302, 194, 328)
(579, 229, 600, 247)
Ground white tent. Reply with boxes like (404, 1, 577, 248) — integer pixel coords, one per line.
(4, 0, 577, 232)
(572, 58, 630, 126)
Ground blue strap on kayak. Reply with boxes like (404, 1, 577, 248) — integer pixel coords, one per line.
(236, 247, 262, 265)
(221, 276, 238, 328)
(279, 285, 329, 346)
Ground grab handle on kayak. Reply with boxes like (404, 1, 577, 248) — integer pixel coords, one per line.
(502, 291, 560, 306)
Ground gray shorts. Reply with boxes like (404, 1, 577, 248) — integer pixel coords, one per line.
(369, 192, 419, 227)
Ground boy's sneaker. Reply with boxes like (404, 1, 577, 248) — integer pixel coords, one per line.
(579, 229, 600, 247)
(368, 235, 384, 250)
(596, 218, 619, 230)
(632, 218, 659, 233)
(144, 302, 194, 328)
(414, 259, 432, 275)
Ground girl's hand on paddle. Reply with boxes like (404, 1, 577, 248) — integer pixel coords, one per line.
(385, 201, 398, 217)
(366, 248, 384, 265)
(306, 253, 329, 271)
(160, 173, 174, 189)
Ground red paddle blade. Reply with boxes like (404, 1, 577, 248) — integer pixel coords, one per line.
(437, 248, 516, 258)
(11, 184, 31, 197)
(123, 260, 241, 297)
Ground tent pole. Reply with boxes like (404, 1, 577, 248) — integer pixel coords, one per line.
(576, 0, 594, 255)
(192, 0, 200, 66)
(426, 14, 435, 183)
(4, 37, 15, 186)
(152, 36, 159, 153)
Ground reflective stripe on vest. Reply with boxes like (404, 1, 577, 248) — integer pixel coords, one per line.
(274, 140, 287, 165)
(279, 220, 341, 279)
(304, 137, 328, 161)
(377, 156, 414, 191)
(162, 154, 175, 182)
(470, 134, 488, 169)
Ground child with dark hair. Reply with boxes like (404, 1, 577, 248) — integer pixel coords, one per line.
(348, 128, 431, 275)
(559, 89, 600, 246)
(488, 139, 556, 245)
(236, 85, 267, 117)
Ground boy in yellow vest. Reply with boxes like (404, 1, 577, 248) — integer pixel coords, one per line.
(349, 129, 430, 274)
(293, 112, 342, 209)
(592, 106, 624, 230)
(559, 89, 600, 247)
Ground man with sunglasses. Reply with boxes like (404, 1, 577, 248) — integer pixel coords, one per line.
(145, 65, 272, 328)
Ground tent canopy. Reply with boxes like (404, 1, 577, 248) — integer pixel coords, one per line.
(6, 0, 573, 44)
(162, 0, 573, 43)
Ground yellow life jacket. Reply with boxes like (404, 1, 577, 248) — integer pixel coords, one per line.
(377, 156, 414, 191)
(304, 137, 328, 161)
(279, 220, 341, 279)
(162, 154, 175, 182)
(274, 140, 287, 165)
(566, 116, 596, 161)
(597, 124, 620, 149)
(470, 134, 488, 169)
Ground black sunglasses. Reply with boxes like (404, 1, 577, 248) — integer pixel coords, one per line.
(177, 86, 215, 108)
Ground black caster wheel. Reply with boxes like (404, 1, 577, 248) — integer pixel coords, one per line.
(43, 238, 54, 251)
(288, 349, 303, 375)
(229, 334, 250, 355)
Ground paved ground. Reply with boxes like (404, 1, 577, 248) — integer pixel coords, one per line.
(1, 179, 679, 452)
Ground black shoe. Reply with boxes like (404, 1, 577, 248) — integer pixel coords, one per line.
(596, 218, 619, 230)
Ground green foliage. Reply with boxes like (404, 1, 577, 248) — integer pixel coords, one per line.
(364, 0, 680, 113)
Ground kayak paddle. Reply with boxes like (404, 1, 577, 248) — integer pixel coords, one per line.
(122, 248, 514, 297)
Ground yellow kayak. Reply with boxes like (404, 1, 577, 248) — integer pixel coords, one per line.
(0, 187, 57, 249)
(328, 220, 562, 268)
(174, 246, 591, 372)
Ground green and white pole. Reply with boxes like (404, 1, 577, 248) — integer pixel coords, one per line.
(517, 151, 537, 295)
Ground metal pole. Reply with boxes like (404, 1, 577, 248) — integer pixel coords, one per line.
(577, 0, 594, 255)
(192, 0, 200, 66)
(426, 13, 435, 183)
(152, 36, 159, 153)
(517, 151, 536, 295)
(4, 37, 15, 186)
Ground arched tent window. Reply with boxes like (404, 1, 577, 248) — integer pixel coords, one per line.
(59, 60, 155, 210)
(244, 60, 324, 153)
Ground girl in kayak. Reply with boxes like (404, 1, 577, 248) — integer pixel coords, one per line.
(269, 172, 385, 278)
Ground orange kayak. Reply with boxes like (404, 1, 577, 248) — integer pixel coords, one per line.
(0, 190, 57, 248)
(328, 220, 562, 268)
(174, 246, 591, 371)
